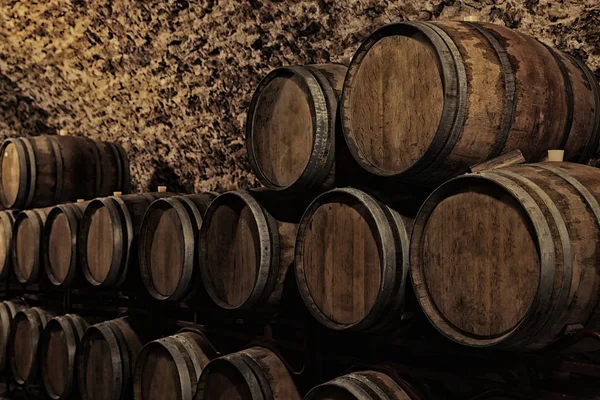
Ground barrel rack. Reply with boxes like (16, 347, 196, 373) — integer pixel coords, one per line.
(1, 279, 600, 400)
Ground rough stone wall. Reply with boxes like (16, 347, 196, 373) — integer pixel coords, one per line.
(0, 0, 598, 192)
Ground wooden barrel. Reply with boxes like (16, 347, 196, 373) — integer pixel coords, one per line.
(411, 162, 600, 350)
(341, 21, 600, 186)
(42, 201, 90, 287)
(133, 329, 217, 400)
(11, 207, 52, 284)
(78, 192, 173, 288)
(0, 300, 26, 372)
(0, 210, 18, 279)
(246, 64, 347, 192)
(295, 188, 412, 332)
(39, 314, 90, 400)
(195, 347, 301, 400)
(198, 191, 297, 312)
(78, 317, 151, 400)
(10, 307, 53, 385)
(139, 193, 216, 301)
(305, 371, 415, 400)
(0, 135, 130, 209)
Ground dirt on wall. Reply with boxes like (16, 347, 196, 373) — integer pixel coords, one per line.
(0, 0, 598, 193)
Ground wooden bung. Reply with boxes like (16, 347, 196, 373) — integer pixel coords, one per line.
(0, 135, 130, 209)
(341, 21, 600, 186)
(138, 193, 217, 302)
(0, 300, 26, 373)
(78, 317, 154, 400)
(246, 64, 348, 192)
(0, 210, 18, 280)
(411, 162, 600, 350)
(295, 188, 413, 332)
(194, 347, 301, 400)
(40, 314, 90, 400)
(198, 191, 298, 312)
(305, 370, 415, 400)
(133, 329, 218, 400)
(78, 192, 174, 289)
(548, 149, 565, 162)
(10, 307, 54, 385)
(12, 207, 53, 284)
(42, 201, 90, 287)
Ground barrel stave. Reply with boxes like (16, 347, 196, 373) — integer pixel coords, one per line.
(341, 21, 600, 186)
(295, 188, 412, 332)
(410, 162, 600, 350)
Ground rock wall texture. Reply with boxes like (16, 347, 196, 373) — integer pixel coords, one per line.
(0, 0, 598, 192)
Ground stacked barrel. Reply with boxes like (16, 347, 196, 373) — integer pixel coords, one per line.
(0, 17, 598, 400)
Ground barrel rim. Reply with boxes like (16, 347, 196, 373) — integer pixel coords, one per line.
(0, 211, 16, 280)
(0, 300, 24, 371)
(340, 21, 461, 178)
(0, 138, 30, 209)
(245, 65, 334, 191)
(294, 187, 403, 330)
(195, 351, 268, 400)
(40, 315, 79, 400)
(198, 191, 276, 311)
(10, 307, 47, 385)
(410, 172, 555, 347)
(78, 197, 132, 288)
(77, 322, 124, 400)
(139, 196, 196, 301)
(43, 204, 81, 287)
(133, 337, 193, 400)
(11, 209, 44, 284)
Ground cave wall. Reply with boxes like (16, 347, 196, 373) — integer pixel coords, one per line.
(0, 0, 598, 193)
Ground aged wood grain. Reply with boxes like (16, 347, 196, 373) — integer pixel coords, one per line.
(341, 21, 600, 186)
(344, 34, 444, 175)
(411, 162, 600, 349)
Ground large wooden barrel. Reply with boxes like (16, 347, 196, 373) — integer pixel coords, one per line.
(295, 188, 412, 332)
(39, 314, 90, 400)
(78, 192, 173, 288)
(198, 191, 297, 312)
(0, 300, 26, 372)
(411, 162, 600, 350)
(42, 201, 90, 287)
(11, 207, 52, 284)
(246, 64, 347, 192)
(139, 193, 216, 301)
(133, 329, 217, 400)
(195, 347, 301, 400)
(0, 135, 130, 209)
(78, 317, 152, 400)
(10, 307, 54, 385)
(0, 210, 18, 279)
(341, 21, 600, 186)
(305, 371, 415, 400)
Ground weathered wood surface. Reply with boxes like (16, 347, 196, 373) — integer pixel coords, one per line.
(411, 161, 600, 350)
(341, 21, 600, 186)
(195, 347, 301, 400)
(295, 187, 412, 332)
(0, 135, 129, 209)
(138, 193, 216, 301)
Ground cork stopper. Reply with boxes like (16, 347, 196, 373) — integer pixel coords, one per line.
(59, 129, 69, 136)
(113, 191, 122, 197)
(157, 186, 167, 193)
(463, 15, 479, 22)
(547, 150, 564, 162)
(76, 199, 85, 203)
